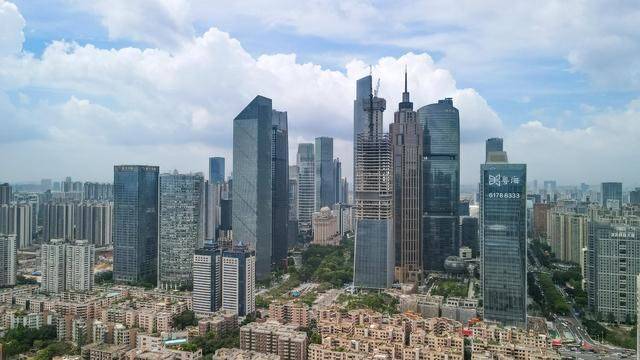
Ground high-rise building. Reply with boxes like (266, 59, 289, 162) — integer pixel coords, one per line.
(631, 188, 640, 205)
(353, 80, 393, 289)
(0, 183, 12, 205)
(390, 70, 423, 283)
(75, 202, 113, 247)
(315, 137, 335, 210)
(485, 138, 503, 162)
(113, 165, 159, 285)
(192, 243, 222, 314)
(209, 157, 225, 184)
(532, 203, 551, 239)
(83, 182, 113, 201)
(296, 143, 315, 233)
(460, 216, 479, 257)
(312, 207, 339, 246)
(65, 239, 95, 292)
(339, 178, 349, 204)
(547, 210, 588, 266)
(222, 244, 256, 316)
(0, 234, 16, 286)
(601, 182, 623, 210)
(587, 216, 640, 323)
(418, 98, 460, 271)
(233, 96, 273, 280)
(333, 159, 342, 204)
(480, 151, 527, 327)
(41, 239, 66, 293)
(158, 172, 205, 290)
(0, 203, 33, 249)
(272, 110, 289, 266)
(353, 75, 373, 194)
(288, 166, 299, 222)
(41, 202, 76, 242)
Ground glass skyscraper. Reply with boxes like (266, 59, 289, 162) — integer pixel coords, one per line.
(232, 96, 273, 280)
(209, 157, 225, 184)
(158, 172, 205, 290)
(601, 182, 622, 210)
(315, 136, 335, 210)
(353, 75, 373, 193)
(418, 98, 460, 271)
(271, 110, 289, 265)
(480, 158, 527, 327)
(113, 165, 159, 285)
(485, 137, 503, 162)
(296, 143, 315, 233)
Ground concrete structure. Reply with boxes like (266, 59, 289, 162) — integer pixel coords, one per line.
(353, 80, 393, 290)
(222, 244, 256, 316)
(296, 144, 315, 233)
(113, 165, 159, 285)
(269, 301, 310, 328)
(0, 203, 33, 248)
(65, 239, 95, 292)
(239, 321, 308, 360)
(233, 96, 273, 280)
(390, 70, 423, 283)
(41, 239, 66, 293)
(533, 203, 551, 240)
(480, 149, 527, 327)
(0, 234, 16, 286)
(158, 172, 205, 290)
(215, 348, 280, 360)
(311, 207, 339, 246)
(271, 110, 289, 266)
(546, 210, 588, 266)
(192, 244, 222, 314)
(418, 98, 460, 271)
(75, 201, 113, 246)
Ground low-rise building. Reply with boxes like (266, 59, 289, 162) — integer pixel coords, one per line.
(240, 321, 308, 360)
(269, 302, 310, 328)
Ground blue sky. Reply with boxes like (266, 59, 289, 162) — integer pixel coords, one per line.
(1, 0, 640, 186)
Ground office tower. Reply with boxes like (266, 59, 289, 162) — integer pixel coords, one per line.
(296, 143, 315, 233)
(222, 244, 256, 316)
(75, 202, 113, 246)
(485, 138, 503, 162)
(547, 210, 588, 266)
(601, 182, 623, 210)
(41, 239, 66, 293)
(353, 75, 373, 193)
(192, 244, 222, 314)
(233, 96, 273, 280)
(204, 180, 220, 241)
(353, 81, 393, 289)
(480, 151, 527, 327)
(209, 157, 225, 184)
(0, 234, 16, 286)
(288, 166, 299, 222)
(458, 200, 470, 216)
(543, 180, 557, 196)
(631, 188, 640, 205)
(272, 110, 289, 266)
(315, 137, 335, 210)
(312, 207, 340, 246)
(460, 216, 479, 257)
(0, 183, 12, 205)
(0, 203, 33, 249)
(65, 240, 95, 292)
(333, 159, 342, 204)
(113, 165, 159, 285)
(339, 178, 349, 204)
(83, 182, 113, 201)
(220, 199, 232, 231)
(587, 216, 640, 323)
(418, 98, 460, 271)
(390, 70, 423, 283)
(158, 172, 205, 290)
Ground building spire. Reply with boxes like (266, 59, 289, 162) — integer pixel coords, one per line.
(404, 65, 408, 93)
(399, 66, 412, 109)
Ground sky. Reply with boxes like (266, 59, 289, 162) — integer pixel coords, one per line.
(1, 0, 639, 187)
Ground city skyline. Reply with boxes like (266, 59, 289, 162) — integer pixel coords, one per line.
(2, 1, 640, 185)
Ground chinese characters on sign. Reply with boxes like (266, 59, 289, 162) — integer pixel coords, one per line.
(488, 174, 520, 187)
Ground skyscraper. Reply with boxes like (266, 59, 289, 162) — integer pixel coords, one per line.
(0, 203, 33, 249)
(631, 188, 640, 205)
(222, 244, 256, 316)
(209, 157, 225, 184)
(0, 183, 12, 205)
(418, 98, 460, 271)
(41, 239, 66, 293)
(390, 70, 423, 283)
(272, 110, 289, 266)
(480, 151, 527, 327)
(65, 240, 95, 292)
(233, 96, 273, 279)
(353, 80, 394, 289)
(192, 243, 222, 314)
(333, 159, 342, 204)
(296, 143, 315, 233)
(113, 165, 159, 285)
(0, 234, 16, 286)
(315, 137, 335, 210)
(158, 172, 205, 290)
(485, 138, 503, 162)
(353, 75, 373, 194)
(601, 182, 622, 210)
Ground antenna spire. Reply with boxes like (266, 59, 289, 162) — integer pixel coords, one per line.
(404, 65, 408, 93)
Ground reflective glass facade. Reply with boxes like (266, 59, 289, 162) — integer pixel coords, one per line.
(315, 137, 335, 210)
(601, 182, 622, 210)
(485, 138, 503, 162)
(480, 163, 527, 327)
(209, 157, 225, 184)
(113, 165, 159, 285)
(232, 96, 272, 280)
(418, 99, 460, 271)
(271, 110, 289, 265)
(296, 144, 315, 232)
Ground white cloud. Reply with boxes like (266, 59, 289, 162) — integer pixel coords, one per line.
(0, 0, 24, 56)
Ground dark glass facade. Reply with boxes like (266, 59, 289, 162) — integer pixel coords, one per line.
(271, 110, 289, 266)
(418, 98, 460, 271)
(315, 137, 335, 210)
(480, 163, 527, 327)
(113, 165, 159, 285)
(460, 216, 479, 256)
(601, 182, 622, 209)
(485, 138, 503, 162)
(232, 96, 273, 280)
(209, 157, 225, 184)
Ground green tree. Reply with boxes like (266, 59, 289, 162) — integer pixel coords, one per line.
(173, 310, 198, 330)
